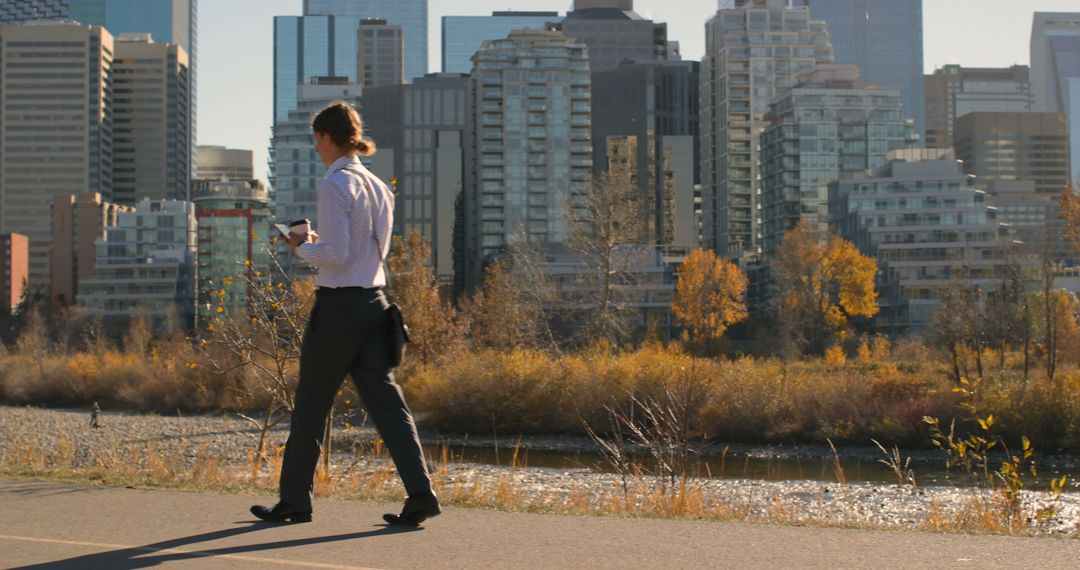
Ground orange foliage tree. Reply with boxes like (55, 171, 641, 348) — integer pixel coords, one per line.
(672, 248, 749, 355)
(388, 229, 468, 366)
(770, 222, 879, 356)
(1061, 183, 1080, 254)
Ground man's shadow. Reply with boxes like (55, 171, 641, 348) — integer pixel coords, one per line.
(12, 519, 421, 569)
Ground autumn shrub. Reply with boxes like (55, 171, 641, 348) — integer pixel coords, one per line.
(404, 345, 978, 447)
(0, 342, 243, 412)
(6, 334, 1080, 451)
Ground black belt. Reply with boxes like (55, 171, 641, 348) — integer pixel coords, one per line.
(315, 286, 381, 296)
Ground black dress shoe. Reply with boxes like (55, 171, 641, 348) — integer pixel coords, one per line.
(383, 493, 441, 526)
(250, 503, 312, 523)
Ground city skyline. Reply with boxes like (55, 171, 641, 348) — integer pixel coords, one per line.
(199, 0, 1080, 182)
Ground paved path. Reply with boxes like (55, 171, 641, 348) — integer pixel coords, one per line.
(1, 478, 1078, 569)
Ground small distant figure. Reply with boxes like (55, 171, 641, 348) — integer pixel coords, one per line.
(90, 402, 101, 428)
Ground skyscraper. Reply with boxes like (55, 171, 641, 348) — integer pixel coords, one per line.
(112, 33, 191, 204)
(1031, 12, 1080, 113)
(358, 18, 404, 88)
(559, 0, 669, 73)
(0, 22, 114, 291)
(0, 0, 66, 22)
(760, 65, 916, 258)
(591, 61, 700, 247)
(65, 0, 198, 196)
(702, 0, 833, 255)
(303, 0, 427, 82)
(273, 14, 363, 123)
(364, 74, 470, 285)
(924, 65, 1034, 150)
(791, 0, 924, 138)
(442, 11, 560, 74)
(1032, 12, 1080, 184)
(463, 29, 593, 290)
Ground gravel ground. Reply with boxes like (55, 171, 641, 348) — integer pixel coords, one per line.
(2, 405, 1078, 535)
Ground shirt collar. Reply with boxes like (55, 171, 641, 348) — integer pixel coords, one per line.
(325, 154, 361, 176)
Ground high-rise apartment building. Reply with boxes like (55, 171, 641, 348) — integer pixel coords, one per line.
(463, 29, 592, 290)
(924, 65, 1034, 150)
(358, 18, 403, 88)
(193, 179, 271, 325)
(269, 79, 364, 224)
(364, 74, 469, 284)
(303, 0, 427, 82)
(559, 0, 668, 73)
(760, 65, 916, 257)
(702, 0, 833, 255)
(78, 199, 197, 331)
(49, 193, 129, 305)
(831, 159, 1013, 334)
(197, 146, 254, 181)
(791, 0, 924, 138)
(0, 22, 114, 291)
(112, 33, 190, 204)
(591, 61, 700, 247)
(954, 112, 1071, 195)
(442, 12, 560, 74)
(0, 233, 28, 313)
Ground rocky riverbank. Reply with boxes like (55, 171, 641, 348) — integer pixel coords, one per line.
(2, 406, 1078, 536)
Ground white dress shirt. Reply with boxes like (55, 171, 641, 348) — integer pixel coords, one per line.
(297, 155, 394, 288)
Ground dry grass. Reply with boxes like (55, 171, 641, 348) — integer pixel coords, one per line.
(1, 435, 1075, 539)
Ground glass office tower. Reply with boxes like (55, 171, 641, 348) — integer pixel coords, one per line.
(1, 0, 195, 52)
(0, 0, 67, 22)
(1030, 9, 1080, 181)
(1031, 12, 1080, 114)
(792, 0, 924, 139)
(442, 12, 560, 74)
(303, 0, 427, 81)
(273, 15, 362, 123)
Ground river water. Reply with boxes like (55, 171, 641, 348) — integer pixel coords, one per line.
(418, 443, 1080, 492)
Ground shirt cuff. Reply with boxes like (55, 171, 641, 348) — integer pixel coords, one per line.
(295, 242, 311, 261)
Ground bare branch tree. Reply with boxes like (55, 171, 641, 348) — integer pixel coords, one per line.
(565, 172, 650, 348)
(203, 246, 315, 472)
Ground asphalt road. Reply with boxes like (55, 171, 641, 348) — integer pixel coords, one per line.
(1, 478, 1078, 569)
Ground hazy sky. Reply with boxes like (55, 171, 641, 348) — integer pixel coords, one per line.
(197, 0, 1080, 181)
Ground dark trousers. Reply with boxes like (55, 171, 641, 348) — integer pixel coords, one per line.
(279, 287, 432, 511)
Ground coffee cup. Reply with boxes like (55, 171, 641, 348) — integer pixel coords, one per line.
(289, 219, 311, 236)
